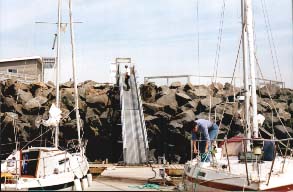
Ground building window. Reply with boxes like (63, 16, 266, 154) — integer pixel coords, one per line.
(8, 69, 17, 73)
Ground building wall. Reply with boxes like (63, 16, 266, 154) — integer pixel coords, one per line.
(0, 59, 43, 82)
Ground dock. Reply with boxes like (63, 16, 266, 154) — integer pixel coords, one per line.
(87, 163, 184, 191)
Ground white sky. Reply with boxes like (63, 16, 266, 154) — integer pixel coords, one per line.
(0, 0, 292, 88)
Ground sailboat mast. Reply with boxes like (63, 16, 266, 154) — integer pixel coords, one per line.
(55, 0, 62, 148)
(245, 0, 258, 138)
(241, 0, 251, 148)
(69, 0, 82, 150)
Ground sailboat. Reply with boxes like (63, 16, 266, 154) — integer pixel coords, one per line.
(182, 0, 293, 191)
(1, 0, 90, 190)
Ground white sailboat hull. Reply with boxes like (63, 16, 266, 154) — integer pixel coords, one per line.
(1, 147, 89, 191)
(183, 156, 293, 191)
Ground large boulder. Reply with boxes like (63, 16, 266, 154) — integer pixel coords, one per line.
(179, 100, 198, 113)
(86, 108, 102, 127)
(156, 91, 178, 108)
(184, 83, 193, 92)
(60, 88, 75, 109)
(209, 82, 223, 96)
(258, 84, 280, 98)
(156, 85, 171, 100)
(140, 83, 157, 103)
(169, 120, 183, 129)
(170, 81, 182, 89)
(197, 97, 223, 112)
(274, 125, 293, 138)
(154, 111, 172, 121)
(86, 89, 110, 108)
(143, 103, 163, 115)
(188, 85, 210, 98)
(3, 96, 16, 110)
(175, 92, 192, 106)
(35, 86, 54, 99)
(173, 110, 196, 126)
(60, 81, 74, 88)
(23, 96, 48, 114)
(17, 89, 33, 104)
(163, 105, 178, 116)
(2, 112, 18, 125)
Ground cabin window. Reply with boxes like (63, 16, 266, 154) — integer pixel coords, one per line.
(58, 158, 69, 165)
(21, 151, 39, 177)
(7, 69, 17, 73)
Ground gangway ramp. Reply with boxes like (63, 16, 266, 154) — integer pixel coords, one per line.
(115, 58, 149, 165)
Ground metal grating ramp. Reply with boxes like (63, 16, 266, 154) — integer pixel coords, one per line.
(120, 70, 149, 165)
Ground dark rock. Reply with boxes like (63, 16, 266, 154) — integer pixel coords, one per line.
(156, 85, 171, 100)
(209, 82, 223, 96)
(190, 85, 210, 98)
(61, 81, 74, 88)
(258, 84, 280, 98)
(154, 111, 172, 121)
(3, 96, 16, 109)
(79, 87, 87, 100)
(170, 81, 182, 89)
(174, 110, 196, 125)
(175, 92, 192, 106)
(197, 97, 223, 111)
(140, 83, 157, 103)
(289, 103, 293, 114)
(17, 89, 33, 104)
(143, 103, 163, 115)
(169, 120, 183, 129)
(23, 96, 48, 114)
(35, 87, 53, 99)
(2, 112, 18, 125)
(156, 91, 178, 108)
(60, 88, 75, 109)
(86, 89, 110, 108)
(274, 125, 293, 137)
(163, 105, 178, 116)
(183, 83, 193, 91)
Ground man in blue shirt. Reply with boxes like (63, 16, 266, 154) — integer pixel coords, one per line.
(192, 119, 219, 162)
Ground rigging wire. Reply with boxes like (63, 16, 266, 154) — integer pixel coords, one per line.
(216, 33, 243, 139)
(255, 54, 292, 139)
(263, 0, 283, 83)
(260, 0, 278, 81)
(261, 0, 283, 82)
(212, 0, 227, 84)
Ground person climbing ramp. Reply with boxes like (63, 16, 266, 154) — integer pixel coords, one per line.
(124, 65, 130, 91)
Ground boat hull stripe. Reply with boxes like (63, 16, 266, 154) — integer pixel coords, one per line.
(186, 175, 293, 191)
(28, 181, 74, 191)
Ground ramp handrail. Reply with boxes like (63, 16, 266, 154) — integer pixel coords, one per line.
(133, 68, 149, 156)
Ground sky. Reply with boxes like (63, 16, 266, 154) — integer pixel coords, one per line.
(0, 0, 292, 88)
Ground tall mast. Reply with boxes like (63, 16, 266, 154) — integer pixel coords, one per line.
(55, 0, 62, 148)
(241, 0, 251, 148)
(69, 0, 82, 151)
(291, 0, 293, 87)
(245, 0, 258, 138)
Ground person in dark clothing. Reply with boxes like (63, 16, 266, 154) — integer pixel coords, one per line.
(124, 65, 130, 91)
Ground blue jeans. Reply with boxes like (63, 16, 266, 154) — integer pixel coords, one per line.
(199, 123, 219, 162)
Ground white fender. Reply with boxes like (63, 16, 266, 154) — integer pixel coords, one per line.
(74, 178, 82, 191)
(87, 173, 92, 187)
(81, 177, 88, 190)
